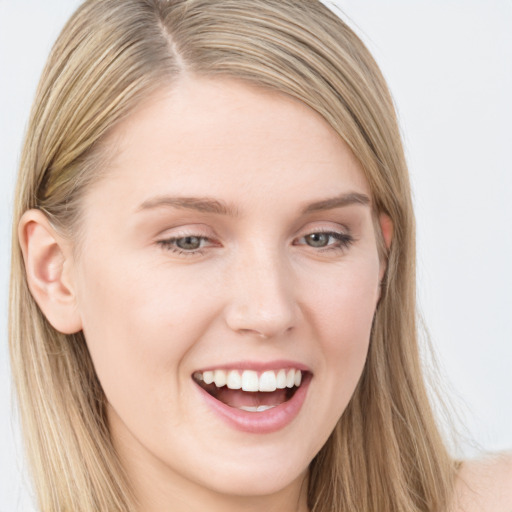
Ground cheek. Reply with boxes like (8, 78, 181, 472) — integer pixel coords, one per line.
(74, 252, 219, 415)
(308, 259, 379, 398)
(312, 257, 379, 345)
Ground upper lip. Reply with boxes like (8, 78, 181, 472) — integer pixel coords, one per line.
(192, 360, 311, 374)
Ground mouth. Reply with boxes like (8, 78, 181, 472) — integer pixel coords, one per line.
(192, 368, 307, 412)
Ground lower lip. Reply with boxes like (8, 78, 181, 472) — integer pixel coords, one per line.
(194, 375, 311, 434)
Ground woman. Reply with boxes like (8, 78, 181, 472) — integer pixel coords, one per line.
(8, 0, 511, 511)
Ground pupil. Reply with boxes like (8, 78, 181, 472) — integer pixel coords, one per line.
(177, 236, 201, 250)
(307, 233, 328, 247)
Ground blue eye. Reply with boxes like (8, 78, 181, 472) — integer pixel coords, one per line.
(299, 231, 354, 251)
(174, 236, 203, 251)
(157, 235, 211, 255)
(157, 230, 354, 257)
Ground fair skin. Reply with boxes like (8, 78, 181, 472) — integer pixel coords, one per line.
(20, 76, 386, 512)
(19, 77, 511, 511)
(453, 455, 512, 512)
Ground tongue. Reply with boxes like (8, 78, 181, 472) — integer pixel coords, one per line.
(215, 387, 289, 408)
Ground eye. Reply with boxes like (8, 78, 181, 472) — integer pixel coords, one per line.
(174, 236, 203, 251)
(296, 230, 354, 252)
(157, 229, 353, 257)
(157, 235, 213, 256)
(304, 233, 331, 248)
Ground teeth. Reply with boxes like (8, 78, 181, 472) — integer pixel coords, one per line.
(238, 405, 277, 412)
(214, 370, 226, 387)
(241, 370, 259, 392)
(259, 370, 277, 392)
(226, 370, 242, 389)
(203, 371, 214, 385)
(276, 369, 287, 389)
(286, 369, 295, 388)
(194, 368, 304, 392)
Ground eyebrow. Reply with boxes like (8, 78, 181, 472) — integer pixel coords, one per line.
(137, 192, 370, 216)
(301, 192, 370, 213)
(138, 196, 240, 216)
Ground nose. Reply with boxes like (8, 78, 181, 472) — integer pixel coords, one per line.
(223, 249, 300, 340)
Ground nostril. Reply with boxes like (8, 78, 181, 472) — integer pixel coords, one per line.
(238, 329, 269, 339)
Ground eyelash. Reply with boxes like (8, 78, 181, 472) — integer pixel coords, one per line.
(156, 229, 354, 257)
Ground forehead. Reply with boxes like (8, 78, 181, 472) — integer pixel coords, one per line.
(86, 75, 371, 214)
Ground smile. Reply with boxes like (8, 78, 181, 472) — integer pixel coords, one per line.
(192, 365, 311, 433)
(194, 368, 301, 391)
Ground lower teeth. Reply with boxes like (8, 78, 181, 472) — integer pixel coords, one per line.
(238, 405, 277, 412)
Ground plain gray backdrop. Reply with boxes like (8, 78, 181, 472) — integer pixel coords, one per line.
(1, 1, 511, 510)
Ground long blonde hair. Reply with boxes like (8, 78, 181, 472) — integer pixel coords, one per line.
(9, 1, 457, 510)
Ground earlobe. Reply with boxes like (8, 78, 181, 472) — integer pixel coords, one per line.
(18, 209, 82, 334)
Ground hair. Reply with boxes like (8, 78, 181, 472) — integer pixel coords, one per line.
(9, 0, 458, 510)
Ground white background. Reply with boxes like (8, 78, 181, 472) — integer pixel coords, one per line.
(1, 1, 511, 510)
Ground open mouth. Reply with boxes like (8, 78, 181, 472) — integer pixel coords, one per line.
(193, 368, 306, 412)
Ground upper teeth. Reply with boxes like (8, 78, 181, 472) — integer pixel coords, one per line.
(193, 369, 302, 392)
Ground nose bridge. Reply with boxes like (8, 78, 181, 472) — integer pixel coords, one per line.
(224, 242, 299, 339)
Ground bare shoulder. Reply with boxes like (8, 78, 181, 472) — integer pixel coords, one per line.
(453, 452, 512, 512)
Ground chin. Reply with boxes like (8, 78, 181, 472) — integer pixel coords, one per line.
(201, 462, 309, 498)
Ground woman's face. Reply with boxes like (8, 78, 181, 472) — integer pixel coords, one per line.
(71, 77, 385, 507)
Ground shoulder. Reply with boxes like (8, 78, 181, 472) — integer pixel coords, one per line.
(453, 452, 512, 512)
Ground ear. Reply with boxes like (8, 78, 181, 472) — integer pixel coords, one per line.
(378, 212, 393, 283)
(18, 209, 82, 334)
(379, 213, 393, 251)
